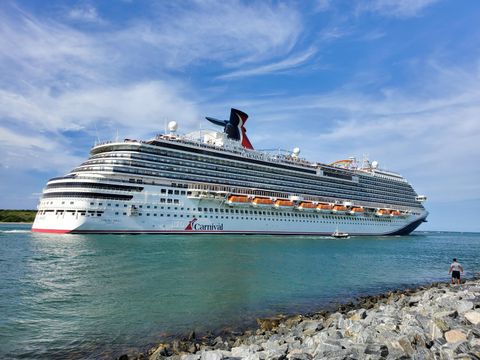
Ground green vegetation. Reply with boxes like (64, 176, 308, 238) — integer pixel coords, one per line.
(0, 210, 37, 223)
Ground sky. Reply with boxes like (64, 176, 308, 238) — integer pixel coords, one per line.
(0, 0, 479, 232)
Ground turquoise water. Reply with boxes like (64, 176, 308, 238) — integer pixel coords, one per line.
(1, 224, 479, 359)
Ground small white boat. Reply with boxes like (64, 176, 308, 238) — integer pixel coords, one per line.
(331, 230, 350, 238)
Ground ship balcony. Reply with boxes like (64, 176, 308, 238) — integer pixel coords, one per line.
(415, 195, 427, 202)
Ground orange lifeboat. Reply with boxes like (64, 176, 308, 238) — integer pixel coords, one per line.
(252, 197, 274, 207)
(316, 203, 333, 213)
(375, 209, 391, 217)
(298, 201, 316, 211)
(227, 195, 249, 206)
(274, 199, 294, 208)
(332, 205, 348, 214)
(349, 206, 365, 215)
(390, 210, 401, 216)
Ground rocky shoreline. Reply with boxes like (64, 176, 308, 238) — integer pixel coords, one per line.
(124, 278, 480, 360)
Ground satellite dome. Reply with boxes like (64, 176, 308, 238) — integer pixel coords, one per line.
(292, 147, 300, 156)
(372, 161, 379, 169)
(168, 121, 178, 132)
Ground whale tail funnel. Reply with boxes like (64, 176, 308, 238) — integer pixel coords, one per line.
(206, 108, 253, 149)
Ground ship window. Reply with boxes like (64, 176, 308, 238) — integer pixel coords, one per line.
(108, 203, 111, 206)
(174, 199, 179, 204)
(160, 199, 165, 203)
(209, 208, 213, 212)
(124, 204, 128, 207)
(99, 202, 103, 205)
(70, 201, 74, 205)
(147, 213, 150, 216)
(139, 213, 142, 216)
(154, 214, 157, 216)
(167, 199, 172, 203)
(174, 190, 179, 195)
(220, 209, 224, 213)
(123, 212, 127, 215)
(97, 213, 102, 217)
(147, 205, 150, 208)
(168, 190, 173, 194)
(115, 212, 119, 215)
(181, 191, 186, 195)
(116, 204, 119, 207)
(215, 209, 218, 212)
(154, 206, 157, 209)
(161, 189, 166, 193)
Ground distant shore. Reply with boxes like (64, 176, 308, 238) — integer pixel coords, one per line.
(0, 222, 33, 224)
(123, 277, 480, 360)
(0, 210, 36, 223)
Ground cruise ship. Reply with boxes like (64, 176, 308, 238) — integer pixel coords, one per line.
(32, 109, 428, 235)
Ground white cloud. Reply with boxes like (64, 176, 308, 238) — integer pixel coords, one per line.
(219, 48, 317, 79)
(0, 126, 83, 172)
(117, 1, 303, 69)
(67, 4, 104, 24)
(0, 80, 200, 169)
(358, 0, 440, 18)
(0, 1, 308, 175)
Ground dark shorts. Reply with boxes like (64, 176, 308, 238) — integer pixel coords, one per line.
(452, 271, 461, 279)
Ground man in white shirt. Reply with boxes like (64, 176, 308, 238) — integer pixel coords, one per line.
(449, 258, 464, 284)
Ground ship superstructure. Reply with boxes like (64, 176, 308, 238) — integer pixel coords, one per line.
(32, 109, 428, 235)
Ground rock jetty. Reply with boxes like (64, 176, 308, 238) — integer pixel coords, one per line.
(129, 279, 480, 360)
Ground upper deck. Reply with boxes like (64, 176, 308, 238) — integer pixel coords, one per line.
(91, 130, 407, 184)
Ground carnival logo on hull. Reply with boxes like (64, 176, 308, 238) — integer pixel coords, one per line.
(185, 217, 224, 231)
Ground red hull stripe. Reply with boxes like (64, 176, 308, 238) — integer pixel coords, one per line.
(32, 229, 384, 236)
(31, 228, 71, 234)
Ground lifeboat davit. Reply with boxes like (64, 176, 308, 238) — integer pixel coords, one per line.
(227, 195, 249, 206)
(375, 209, 391, 217)
(297, 201, 316, 211)
(274, 199, 294, 209)
(252, 197, 274, 207)
(332, 205, 348, 214)
(349, 206, 365, 215)
(316, 203, 333, 213)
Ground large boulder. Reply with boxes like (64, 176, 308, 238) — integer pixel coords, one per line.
(464, 310, 480, 325)
(456, 301, 474, 314)
(444, 329, 467, 343)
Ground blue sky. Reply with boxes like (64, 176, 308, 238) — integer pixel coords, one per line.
(0, 0, 479, 232)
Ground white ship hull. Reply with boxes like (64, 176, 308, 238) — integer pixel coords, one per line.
(32, 182, 427, 236)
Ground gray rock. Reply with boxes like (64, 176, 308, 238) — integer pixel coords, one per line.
(398, 336, 415, 357)
(465, 310, 480, 325)
(181, 355, 201, 360)
(456, 301, 474, 314)
(286, 348, 312, 360)
(231, 345, 252, 358)
(298, 320, 323, 336)
(364, 344, 388, 357)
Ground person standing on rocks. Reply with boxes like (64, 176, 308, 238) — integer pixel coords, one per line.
(449, 258, 464, 285)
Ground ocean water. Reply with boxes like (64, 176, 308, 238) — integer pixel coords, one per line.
(1, 224, 479, 359)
